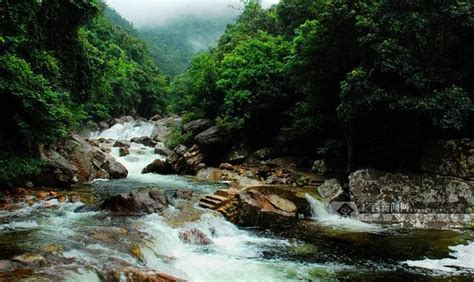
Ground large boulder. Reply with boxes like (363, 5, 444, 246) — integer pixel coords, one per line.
(150, 125, 171, 143)
(103, 157, 128, 179)
(36, 149, 79, 187)
(183, 119, 215, 136)
(65, 135, 127, 181)
(154, 143, 172, 156)
(142, 159, 171, 174)
(194, 126, 224, 148)
(422, 139, 474, 179)
(166, 144, 205, 175)
(349, 169, 474, 228)
(150, 116, 182, 142)
(317, 179, 344, 203)
(99, 189, 169, 215)
(236, 190, 297, 228)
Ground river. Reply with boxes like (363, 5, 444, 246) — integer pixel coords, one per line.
(0, 122, 472, 281)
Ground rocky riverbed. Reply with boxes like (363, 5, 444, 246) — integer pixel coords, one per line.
(0, 117, 473, 280)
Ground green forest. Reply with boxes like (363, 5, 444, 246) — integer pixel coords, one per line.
(140, 15, 237, 76)
(0, 1, 473, 280)
(1, 0, 473, 183)
(0, 0, 167, 184)
(169, 0, 474, 173)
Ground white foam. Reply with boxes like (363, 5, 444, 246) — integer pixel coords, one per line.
(0, 220, 39, 230)
(404, 242, 474, 273)
(136, 212, 345, 281)
(90, 121, 154, 141)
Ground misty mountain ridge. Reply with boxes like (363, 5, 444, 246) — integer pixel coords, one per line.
(139, 14, 237, 76)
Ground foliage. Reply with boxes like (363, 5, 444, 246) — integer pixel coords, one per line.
(80, 9, 168, 119)
(171, 0, 474, 171)
(217, 31, 291, 135)
(0, 0, 167, 185)
(165, 125, 192, 150)
(169, 53, 220, 120)
(0, 153, 46, 187)
(140, 15, 237, 77)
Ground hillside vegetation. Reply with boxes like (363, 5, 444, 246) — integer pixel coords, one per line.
(169, 0, 474, 173)
(0, 0, 167, 184)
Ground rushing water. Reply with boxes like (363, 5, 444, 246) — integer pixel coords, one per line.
(0, 121, 473, 281)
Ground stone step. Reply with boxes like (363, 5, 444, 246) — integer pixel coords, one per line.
(206, 194, 229, 202)
(201, 197, 222, 206)
(198, 202, 215, 210)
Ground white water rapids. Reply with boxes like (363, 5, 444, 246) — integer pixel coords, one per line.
(0, 121, 472, 280)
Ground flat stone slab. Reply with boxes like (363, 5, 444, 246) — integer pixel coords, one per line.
(356, 213, 474, 229)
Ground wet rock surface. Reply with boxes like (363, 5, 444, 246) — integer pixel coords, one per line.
(107, 267, 186, 282)
(34, 134, 128, 186)
(142, 159, 172, 174)
(99, 189, 169, 215)
(237, 190, 297, 228)
(179, 228, 213, 245)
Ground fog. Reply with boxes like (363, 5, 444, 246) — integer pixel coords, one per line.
(106, 0, 280, 27)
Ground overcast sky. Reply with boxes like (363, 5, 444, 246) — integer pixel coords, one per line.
(106, 0, 280, 27)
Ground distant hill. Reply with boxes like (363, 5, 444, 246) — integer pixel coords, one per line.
(139, 15, 237, 77)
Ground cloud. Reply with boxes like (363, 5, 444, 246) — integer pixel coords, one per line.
(105, 0, 280, 27)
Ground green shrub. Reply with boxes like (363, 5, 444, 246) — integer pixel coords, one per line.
(0, 153, 46, 187)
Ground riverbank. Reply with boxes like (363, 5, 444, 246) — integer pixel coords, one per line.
(0, 117, 473, 280)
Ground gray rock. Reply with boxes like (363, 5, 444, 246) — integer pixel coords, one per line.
(312, 160, 327, 175)
(98, 121, 110, 130)
(349, 169, 473, 214)
(130, 136, 156, 147)
(99, 188, 169, 215)
(179, 229, 212, 245)
(174, 144, 188, 155)
(317, 179, 344, 203)
(36, 149, 78, 186)
(103, 158, 128, 179)
(0, 260, 15, 271)
(154, 143, 173, 156)
(174, 189, 194, 200)
(142, 159, 171, 174)
(113, 140, 130, 148)
(150, 125, 171, 142)
(183, 119, 215, 136)
(194, 126, 223, 147)
(226, 148, 249, 163)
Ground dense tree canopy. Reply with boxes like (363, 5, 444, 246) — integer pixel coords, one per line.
(0, 0, 167, 184)
(170, 0, 474, 172)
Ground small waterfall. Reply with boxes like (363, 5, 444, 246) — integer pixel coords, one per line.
(305, 194, 381, 232)
(89, 121, 154, 140)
